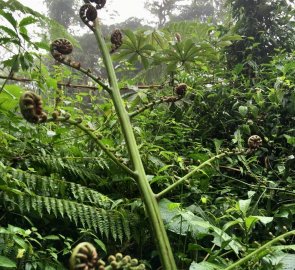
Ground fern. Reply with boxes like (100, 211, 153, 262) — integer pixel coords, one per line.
(4, 166, 113, 209)
(0, 164, 138, 242)
(1, 192, 135, 242)
(30, 154, 107, 185)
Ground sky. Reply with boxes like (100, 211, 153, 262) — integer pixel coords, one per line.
(18, 0, 154, 25)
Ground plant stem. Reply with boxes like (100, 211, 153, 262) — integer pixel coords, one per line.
(223, 230, 295, 270)
(92, 19, 177, 270)
(0, 74, 163, 92)
(129, 96, 181, 118)
(49, 117, 136, 177)
(155, 152, 238, 199)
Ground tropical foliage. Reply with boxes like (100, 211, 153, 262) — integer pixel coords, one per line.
(0, 0, 294, 269)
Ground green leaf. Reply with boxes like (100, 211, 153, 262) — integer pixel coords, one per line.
(217, 40, 232, 47)
(0, 10, 17, 28)
(244, 216, 259, 230)
(251, 216, 273, 225)
(0, 25, 18, 38)
(190, 261, 221, 270)
(34, 41, 50, 51)
(13, 235, 28, 249)
(238, 199, 251, 216)
(0, 256, 17, 268)
(238, 106, 248, 117)
(19, 16, 38, 27)
(93, 239, 107, 253)
(284, 135, 295, 146)
(280, 254, 295, 270)
(2, 54, 20, 72)
(123, 29, 137, 49)
(43, 235, 60, 240)
(0, 85, 23, 111)
(140, 55, 149, 69)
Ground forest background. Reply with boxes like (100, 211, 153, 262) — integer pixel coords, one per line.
(0, 0, 294, 269)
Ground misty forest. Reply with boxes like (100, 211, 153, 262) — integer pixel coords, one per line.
(0, 0, 294, 269)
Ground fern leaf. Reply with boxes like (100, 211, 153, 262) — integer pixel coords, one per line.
(17, 195, 25, 213)
(57, 199, 65, 218)
(109, 212, 117, 242)
(36, 196, 43, 217)
(50, 197, 58, 217)
(43, 196, 51, 214)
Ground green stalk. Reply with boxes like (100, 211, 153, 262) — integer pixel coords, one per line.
(156, 152, 230, 199)
(92, 19, 177, 270)
(48, 117, 135, 177)
(223, 230, 295, 270)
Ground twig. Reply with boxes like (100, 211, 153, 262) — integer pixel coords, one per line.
(129, 96, 181, 118)
(47, 116, 136, 177)
(0, 74, 164, 92)
(155, 151, 243, 200)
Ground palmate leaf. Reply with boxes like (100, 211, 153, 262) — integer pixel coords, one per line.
(113, 29, 155, 69)
(144, 29, 166, 49)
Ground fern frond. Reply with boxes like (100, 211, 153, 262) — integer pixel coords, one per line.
(1, 192, 135, 241)
(30, 154, 105, 184)
(3, 166, 113, 209)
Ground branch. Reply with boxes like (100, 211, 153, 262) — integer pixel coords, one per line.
(129, 95, 181, 118)
(47, 116, 136, 177)
(155, 151, 243, 200)
(53, 59, 112, 94)
(0, 74, 164, 92)
(223, 230, 295, 270)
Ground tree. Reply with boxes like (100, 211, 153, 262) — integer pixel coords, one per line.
(144, 0, 181, 27)
(226, 0, 295, 67)
(171, 0, 217, 22)
(44, 0, 80, 28)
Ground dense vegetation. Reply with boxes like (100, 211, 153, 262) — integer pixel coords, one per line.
(0, 0, 294, 269)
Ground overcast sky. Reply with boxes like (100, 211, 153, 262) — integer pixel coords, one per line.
(18, 0, 153, 25)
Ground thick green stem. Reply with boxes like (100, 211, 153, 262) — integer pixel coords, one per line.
(223, 230, 295, 270)
(92, 19, 177, 270)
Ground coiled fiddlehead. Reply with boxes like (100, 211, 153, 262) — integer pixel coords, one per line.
(19, 91, 47, 124)
(50, 39, 81, 69)
(84, 0, 106, 9)
(69, 242, 99, 270)
(69, 242, 146, 270)
(110, 29, 123, 53)
(80, 4, 98, 30)
(174, 83, 187, 98)
(248, 135, 262, 151)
